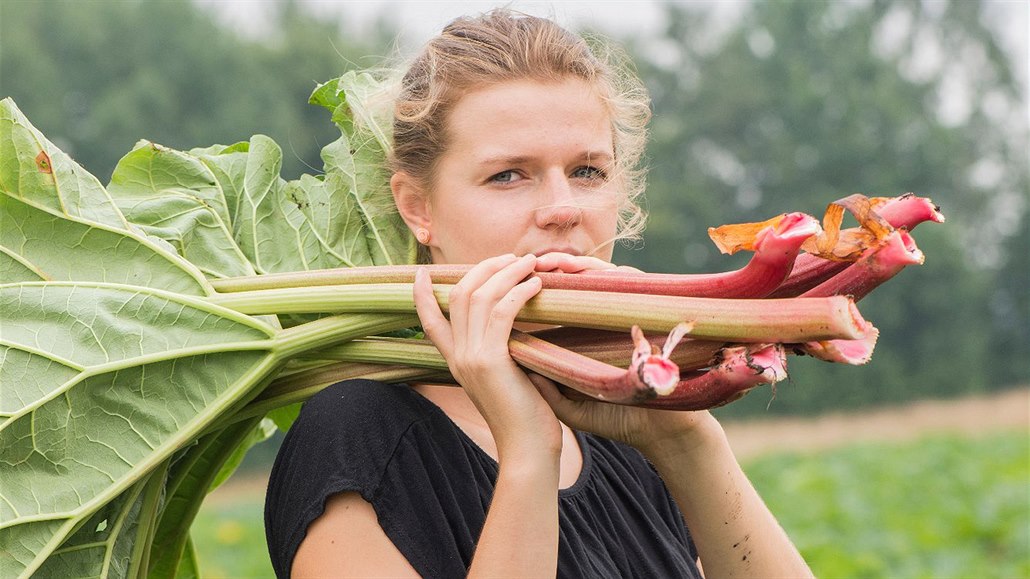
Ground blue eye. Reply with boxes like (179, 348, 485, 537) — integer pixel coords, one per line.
(490, 170, 520, 183)
(572, 166, 607, 180)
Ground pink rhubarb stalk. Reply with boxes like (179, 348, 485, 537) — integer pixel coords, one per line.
(560, 211, 820, 298)
(209, 213, 818, 298)
(803, 229, 924, 302)
(531, 326, 724, 372)
(873, 193, 945, 230)
(638, 343, 788, 410)
(313, 324, 696, 403)
(558, 343, 789, 410)
(507, 323, 692, 402)
(793, 324, 879, 365)
(791, 229, 922, 365)
(769, 194, 943, 297)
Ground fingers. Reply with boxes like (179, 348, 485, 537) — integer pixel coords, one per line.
(528, 373, 590, 428)
(413, 267, 454, 358)
(451, 254, 539, 347)
(417, 254, 544, 378)
(535, 252, 618, 273)
(445, 254, 516, 345)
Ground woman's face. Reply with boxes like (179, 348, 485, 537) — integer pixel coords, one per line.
(406, 78, 621, 264)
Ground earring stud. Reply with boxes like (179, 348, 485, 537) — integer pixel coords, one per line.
(416, 228, 431, 244)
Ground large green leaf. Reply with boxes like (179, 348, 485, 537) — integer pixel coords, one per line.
(0, 282, 280, 577)
(0, 99, 210, 295)
(148, 417, 266, 578)
(31, 462, 168, 578)
(312, 71, 414, 266)
(107, 142, 256, 280)
(196, 136, 364, 273)
(0, 100, 276, 577)
(0, 192, 209, 293)
(0, 74, 419, 577)
(102, 71, 415, 282)
(0, 98, 126, 228)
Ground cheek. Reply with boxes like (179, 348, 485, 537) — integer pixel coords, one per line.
(437, 208, 528, 258)
(588, 194, 621, 232)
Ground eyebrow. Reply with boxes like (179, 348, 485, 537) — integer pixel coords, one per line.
(475, 151, 615, 166)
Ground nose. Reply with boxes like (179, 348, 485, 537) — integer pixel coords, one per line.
(534, 172, 583, 230)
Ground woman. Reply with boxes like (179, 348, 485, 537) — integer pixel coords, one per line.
(265, 10, 813, 578)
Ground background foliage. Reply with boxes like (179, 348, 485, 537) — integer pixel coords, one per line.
(5, 0, 1022, 417)
(622, 0, 1028, 416)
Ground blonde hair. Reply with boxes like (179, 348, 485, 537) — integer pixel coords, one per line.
(390, 9, 652, 251)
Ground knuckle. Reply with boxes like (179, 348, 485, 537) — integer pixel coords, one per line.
(489, 306, 514, 323)
(448, 283, 468, 303)
(454, 356, 490, 377)
(468, 289, 489, 307)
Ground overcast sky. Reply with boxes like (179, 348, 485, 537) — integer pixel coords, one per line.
(198, 0, 672, 43)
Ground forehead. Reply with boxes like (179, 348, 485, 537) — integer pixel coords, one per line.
(443, 78, 614, 157)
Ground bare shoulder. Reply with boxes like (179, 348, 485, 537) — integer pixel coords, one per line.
(291, 491, 420, 578)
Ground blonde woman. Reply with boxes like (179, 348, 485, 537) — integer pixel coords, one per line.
(265, 10, 813, 578)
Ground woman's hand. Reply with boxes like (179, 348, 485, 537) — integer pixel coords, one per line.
(413, 253, 563, 462)
(529, 252, 718, 457)
(535, 251, 643, 274)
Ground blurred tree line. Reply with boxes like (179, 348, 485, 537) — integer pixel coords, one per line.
(1, 0, 1026, 418)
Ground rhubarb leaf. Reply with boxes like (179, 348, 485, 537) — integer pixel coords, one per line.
(0, 99, 210, 295)
(107, 141, 256, 280)
(0, 98, 126, 228)
(0, 192, 209, 294)
(0, 74, 415, 578)
(0, 281, 280, 577)
(102, 71, 415, 282)
(148, 417, 266, 578)
(312, 71, 415, 266)
(194, 136, 360, 273)
(31, 474, 151, 578)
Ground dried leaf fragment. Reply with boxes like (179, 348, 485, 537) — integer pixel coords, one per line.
(708, 213, 788, 255)
(35, 150, 52, 173)
(801, 193, 895, 261)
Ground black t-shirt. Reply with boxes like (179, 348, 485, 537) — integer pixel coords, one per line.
(264, 379, 702, 578)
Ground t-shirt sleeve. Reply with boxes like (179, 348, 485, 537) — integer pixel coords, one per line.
(262, 379, 429, 578)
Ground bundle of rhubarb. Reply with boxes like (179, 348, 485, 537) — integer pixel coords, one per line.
(0, 79, 942, 578)
(213, 192, 944, 415)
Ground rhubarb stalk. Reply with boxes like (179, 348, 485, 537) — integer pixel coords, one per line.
(208, 213, 818, 298)
(275, 324, 693, 405)
(529, 326, 724, 372)
(210, 284, 869, 343)
(507, 323, 691, 402)
(770, 194, 943, 297)
(803, 229, 924, 302)
(640, 343, 788, 410)
(792, 229, 923, 364)
(556, 343, 788, 410)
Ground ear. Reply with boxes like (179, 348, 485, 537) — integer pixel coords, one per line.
(390, 171, 433, 235)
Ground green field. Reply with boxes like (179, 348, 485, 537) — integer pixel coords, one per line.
(194, 430, 1029, 578)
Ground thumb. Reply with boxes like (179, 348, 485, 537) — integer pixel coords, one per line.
(527, 373, 588, 426)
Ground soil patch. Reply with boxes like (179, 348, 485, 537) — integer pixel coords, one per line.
(722, 386, 1029, 461)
